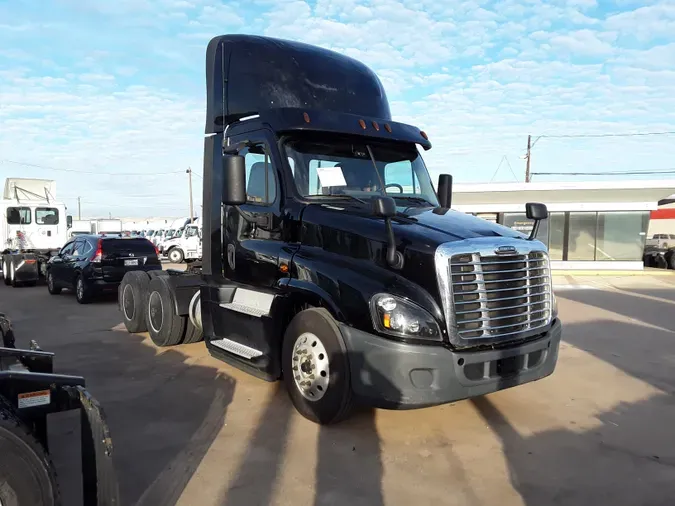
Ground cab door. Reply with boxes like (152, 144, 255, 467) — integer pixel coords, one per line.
(223, 130, 286, 289)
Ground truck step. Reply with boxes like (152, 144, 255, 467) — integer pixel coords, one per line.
(218, 288, 274, 318)
(209, 338, 263, 360)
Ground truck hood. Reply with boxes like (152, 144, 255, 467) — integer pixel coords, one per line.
(301, 203, 527, 249)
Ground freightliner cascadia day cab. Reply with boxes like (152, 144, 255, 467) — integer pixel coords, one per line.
(118, 34, 562, 425)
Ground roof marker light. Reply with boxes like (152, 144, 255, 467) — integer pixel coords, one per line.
(358, 119, 367, 129)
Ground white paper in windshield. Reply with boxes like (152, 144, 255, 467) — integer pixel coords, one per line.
(316, 166, 347, 187)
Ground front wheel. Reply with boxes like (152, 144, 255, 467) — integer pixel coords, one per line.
(168, 248, 184, 264)
(282, 308, 352, 425)
(47, 272, 62, 295)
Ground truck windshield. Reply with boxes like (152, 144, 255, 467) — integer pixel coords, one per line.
(284, 137, 439, 207)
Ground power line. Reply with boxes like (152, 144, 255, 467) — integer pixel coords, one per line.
(539, 130, 675, 139)
(532, 169, 675, 177)
(0, 159, 185, 176)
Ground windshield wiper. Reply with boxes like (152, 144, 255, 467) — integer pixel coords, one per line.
(392, 196, 433, 206)
(310, 194, 368, 204)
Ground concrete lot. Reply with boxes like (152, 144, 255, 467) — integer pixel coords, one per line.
(1, 272, 675, 506)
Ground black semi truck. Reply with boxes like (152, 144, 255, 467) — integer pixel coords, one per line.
(118, 34, 562, 425)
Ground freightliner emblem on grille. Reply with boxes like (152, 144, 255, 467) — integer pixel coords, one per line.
(494, 245, 517, 255)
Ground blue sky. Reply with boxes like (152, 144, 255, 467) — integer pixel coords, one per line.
(1, 0, 675, 217)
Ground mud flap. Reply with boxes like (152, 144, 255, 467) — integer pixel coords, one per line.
(69, 386, 121, 506)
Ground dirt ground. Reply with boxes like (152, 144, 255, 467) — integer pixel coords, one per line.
(2, 272, 674, 506)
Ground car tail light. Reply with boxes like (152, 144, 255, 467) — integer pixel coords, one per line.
(154, 243, 160, 256)
(91, 239, 103, 262)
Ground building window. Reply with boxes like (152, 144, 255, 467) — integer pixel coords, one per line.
(596, 211, 649, 261)
(548, 213, 565, 260)
(6, 207, 31, 224)
(502, 213, 549, 246)
(36, 207, 59, 225)
(568, 212, 598, 261)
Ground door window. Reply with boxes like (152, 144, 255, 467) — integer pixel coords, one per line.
(36, 207, 59, 225)
(6, 207, 31, 224)
(72, 239, 86, 256)
(241, 144, 277, 204)
(60, 241, 75, 256)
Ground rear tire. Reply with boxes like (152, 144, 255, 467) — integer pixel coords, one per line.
(47, 271, 62, 295)
(145, 276, 186, 347)
(182, 318, 203, 344)
(2, 259, 10, 285)
(168, 248, 184, 264)
(119, 271, 151, 333)
(75, 275, 93, 304)
(0, 401, 61, 506)
(282, 308, 353, 425)
(9, 260, 19, 288)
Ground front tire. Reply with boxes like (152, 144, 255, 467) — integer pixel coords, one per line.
(168, 248, 184, 264)
(0, 402, 61, 506)
(47, 272, 61, 295)
(75, 275, 93, 304)
(282, 308, 353, 425)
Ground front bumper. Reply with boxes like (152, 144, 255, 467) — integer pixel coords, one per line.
(339, 318, 562, 409)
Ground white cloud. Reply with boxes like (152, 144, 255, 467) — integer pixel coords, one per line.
(1, 0, 675, 214)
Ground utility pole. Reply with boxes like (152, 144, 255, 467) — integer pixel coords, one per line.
(186, 168, 194, 223)
(525, 134, 532, 183)
(77, 196, 81, 220)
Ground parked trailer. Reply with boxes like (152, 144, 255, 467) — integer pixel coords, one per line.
(0, 312, 119, 505)
(118, 34, 561, 426)
(1, 178, 69, 287)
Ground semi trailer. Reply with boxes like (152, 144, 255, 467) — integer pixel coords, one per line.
(118, 34, 562, 425)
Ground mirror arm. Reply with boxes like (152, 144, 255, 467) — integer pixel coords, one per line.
(528, 220, 540, 241)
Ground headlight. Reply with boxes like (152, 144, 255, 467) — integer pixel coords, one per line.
(369, 293, 442, 341)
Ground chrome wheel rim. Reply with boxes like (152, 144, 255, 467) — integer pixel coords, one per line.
(292, 332, 330, 401)
(170, 250, 180, 262)
(77, 278, 83, 299)
(122, 284, 135, 321)
(148, 291, 163, 333)
(48, 273, 53, 291)
(10, 263, 14, 281)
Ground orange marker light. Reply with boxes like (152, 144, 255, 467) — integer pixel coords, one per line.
(384, 123, 392, 133)
(279, 263, 289, 273)
(358, 119, 367, 129)
(372, 121, 380, 131)
(420, 130, 428, 140)
(383, 313, 391, 328)
(303, 112, 311, 123)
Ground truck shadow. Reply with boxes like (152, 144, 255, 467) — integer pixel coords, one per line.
(472, 318, 675, 506)
(219, 351, 392, 506)
(47, 331, 235, 506)
(557, 290, 675, 394)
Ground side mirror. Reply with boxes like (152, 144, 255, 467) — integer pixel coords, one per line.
(222, 155, 247, 205)
(437, 174, 452, 208)
(525, 202, 548, 241)
(371, 196, 396, 218)
(526, 202, 548, 221)
(67, 215, 73, 228)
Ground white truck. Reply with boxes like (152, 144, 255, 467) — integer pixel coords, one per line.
(158, 217, 193, 253)
(1, 178, 69, 287)
(163, 218, 201, 263)
(91, 219, 123, 235)
(67, 219, 92, 238)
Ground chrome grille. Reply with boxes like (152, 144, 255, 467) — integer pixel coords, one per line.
(450, 251, 552, 340)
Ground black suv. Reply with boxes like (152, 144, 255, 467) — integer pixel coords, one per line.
(46, 235, 162, 303)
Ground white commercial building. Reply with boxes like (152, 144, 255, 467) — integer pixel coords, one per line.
(452, 180, 675, 270)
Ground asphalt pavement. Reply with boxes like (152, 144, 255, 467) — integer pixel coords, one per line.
(1, 273, 674, 506)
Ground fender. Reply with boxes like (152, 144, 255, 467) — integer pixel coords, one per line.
(279, 278, 345, 322)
